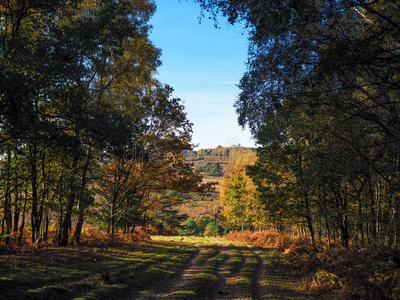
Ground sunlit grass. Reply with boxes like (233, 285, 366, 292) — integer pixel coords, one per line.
(0, 242, 196, 300)
(235, 248, 258, 298)
(226, 245, 243, 274)
(195, 247, 219, 265)
(0, 236, 328, 300)
(261, 250, 320, 300)
(169, 249, 227, 300)
(151, 235, 245, 246)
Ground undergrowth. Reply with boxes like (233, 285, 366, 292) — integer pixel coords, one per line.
(226, 230, 400, 300)
(0, 227, 150, 251)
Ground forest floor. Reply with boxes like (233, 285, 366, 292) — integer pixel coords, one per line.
(0, 236, 325, 300)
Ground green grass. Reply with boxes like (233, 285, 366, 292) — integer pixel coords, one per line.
(226, 245, 244, 274)
(0, 242, 196, 300)
(261, 249, 321, 300)
(202, 175, 224, 180)
(151, 235, 244, 246)
(169, 248, 227, 300)
(0, 237, 329, 300)
(236, 248, 258, 298)
(195, 247, 219, 265)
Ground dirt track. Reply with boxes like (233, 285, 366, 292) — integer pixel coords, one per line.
(136, 243, 267, 300)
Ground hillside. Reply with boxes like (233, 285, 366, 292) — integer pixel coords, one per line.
(173, 146, 255, 220)
(173, 177, 223, 220)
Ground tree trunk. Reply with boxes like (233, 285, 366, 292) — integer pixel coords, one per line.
(37, 150, 48, 244)
(73, 209, 84, 245)
(58, 201, 73, 246)
(73, 150, 91, 245)
(3, 149, 12, 244)
(57, 171, 64, 239)
(40, 211, 49, 242)
(57, 153, 79, 246)
(368, 175, 377, 241)
(358, 199, 365, 245)
(13, 180, 20, 233)
(110, 199, 115, 234)
(18, 188, 28, 242)
(304, 193, 316, 248)
(30, 142, 40, 244)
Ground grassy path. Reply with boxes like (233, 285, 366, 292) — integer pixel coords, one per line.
(215, 246, 249, 299)
(150, 236, 320, 300)
(0, 242, 197, 300)
(250, 249, 267, 300)
(137, 245, 217, 299)
(0, 236, 323, 299)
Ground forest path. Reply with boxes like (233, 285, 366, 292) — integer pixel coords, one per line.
(134, 236, 319, 300)
(0, 237, 320, 300)
(135, 244, 211, 299)
(136, 236, 272, 300)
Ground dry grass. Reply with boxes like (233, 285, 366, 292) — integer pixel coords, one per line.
(173, 192, 221, 220)
(225, 230, 400, 300)
(78, 227, 150, 247)
(0, 227, 150, 252)
(202, 177, 223, 193)
(171, 175, 223, 220)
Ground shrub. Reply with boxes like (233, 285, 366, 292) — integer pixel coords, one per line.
(179, 217, 224, 237)
(225, 230, 400, 299)
(203, 222, 221, 237)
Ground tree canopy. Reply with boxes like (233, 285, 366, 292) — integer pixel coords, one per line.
(196, 0, 400, 247)
(0, 0, 209, 246)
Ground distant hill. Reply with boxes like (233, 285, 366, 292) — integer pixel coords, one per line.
(173, 146, 256, 220)
(185, 146, 255, 168)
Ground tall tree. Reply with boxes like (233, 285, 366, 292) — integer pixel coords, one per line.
(219, 151, 267, 230)
(195, 0, 400, 247)
(1, 0, 196, 246)
(93, 86, 210, 234)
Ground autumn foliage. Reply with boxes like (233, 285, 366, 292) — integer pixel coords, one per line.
(0, 227, 151, 254)
(0, 0, 216, 247)
(226, 230, 400, 299)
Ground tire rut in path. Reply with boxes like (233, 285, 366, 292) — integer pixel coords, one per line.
(215, 246, 250, 300)
(250, 249, 268, 300)
(135, 245, 214, 299)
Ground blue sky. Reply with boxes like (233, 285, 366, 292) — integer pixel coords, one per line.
(150, 0, 256, 149)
